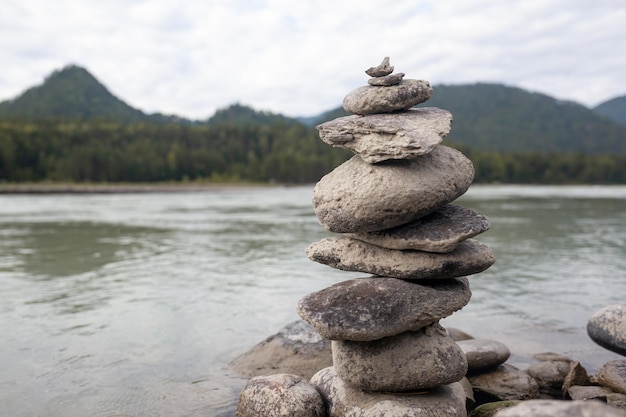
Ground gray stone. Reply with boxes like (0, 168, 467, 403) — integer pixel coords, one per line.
(567, 384, 613, 400)
(297, 277, 471, 341)
(332, 323, 467, 392)
(469, 401, 519, 417)
(230, 320, 331, 380)
(531, 352, 572, 362)
(235, 373, 325, 417)
(447, 327, 475, 341)
(348, 204, 490, 253)
(316, 108, 452, 164)
(457, 339, 510, 374)
(587, 303, 626, 356)
(368, 72, 404, 86)
(597, 359, 626, 395)
(468, 364, 539, 401)
(365, 56, 394, 77)
(526, 360, 570, 397)
(310, 366, 467, 417)
(493, 399, 626, 417)
(609, 392, 626, 409)
(313, 146, 474, 233)
(343, 79, 433, 115)
(561, 361, 590, 398)
(306, 237, 495, 280)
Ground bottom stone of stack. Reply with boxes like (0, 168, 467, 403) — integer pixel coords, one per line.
(332, 322, 467, 392)
(311, 366, 467, 417)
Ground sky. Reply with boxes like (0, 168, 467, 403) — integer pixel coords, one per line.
(1, 0, 625, 120)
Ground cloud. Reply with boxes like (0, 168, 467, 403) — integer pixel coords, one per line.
(1, 0, 625, 119)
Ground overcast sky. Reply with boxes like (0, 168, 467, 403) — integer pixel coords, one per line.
(1, 0, 625, 119)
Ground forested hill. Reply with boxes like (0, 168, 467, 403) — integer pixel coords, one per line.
(594, 95, 626, 127)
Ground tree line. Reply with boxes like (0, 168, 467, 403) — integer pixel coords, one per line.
(0, 120, 624, 184)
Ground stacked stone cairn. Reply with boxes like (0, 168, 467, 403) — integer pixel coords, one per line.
(296, 57, 496, 416)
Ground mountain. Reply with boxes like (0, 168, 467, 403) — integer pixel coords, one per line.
(206, 103, 300, 126)
(0, 65, 193, 124)
(593, 95, 626, 127)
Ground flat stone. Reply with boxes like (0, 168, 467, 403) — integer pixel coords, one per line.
(297, 277, 471, 341)
(348, 204, 490, 253)
(310, 366, 467, 417)
(597, 359, 626, 395)
(365, 56, 394, 77)
(531, 352, 572, 362)
(368, 72, 404, 86)
(229, 320, 331, 380)
(568, 385, 613, 400)
(587, 303, 626, 356)
(493, 399, 626, 417)
(457, 339, 510, 374)
(235, 373, 325, 417)
(306, 237, 495, 280)
(313, 146, 474, 233)
(316, 107, 452, 164)
(468, 364, 539, 401)
(332, 323, 467, 392)
(343, 79, 433, 115)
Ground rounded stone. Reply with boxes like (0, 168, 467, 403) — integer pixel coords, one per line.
(313, 145, 474, 233)
(306, 237, 495, 280)
(457, 339, 510, 374)
(468, 364, 539, 401)
(348, 204, 490, 253)
(310, 366, 468, 417)
(587, 303, 626, 356)
(332, 323, 468, 392)
(597, 359, 626, 395)
(493, 399, 626, 417)
(297, 277, 471, 341)
(235, 373, 325, 417)
(526, 360, 571, 391)
(343, 79, 433, 115)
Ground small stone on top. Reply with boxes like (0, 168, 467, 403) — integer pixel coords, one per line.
(365, 56, 394, 77)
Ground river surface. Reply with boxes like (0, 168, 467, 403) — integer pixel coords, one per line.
(1, 185, 625, 416)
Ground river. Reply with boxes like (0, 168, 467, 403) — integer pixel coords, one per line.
(1, 185, 625, 416)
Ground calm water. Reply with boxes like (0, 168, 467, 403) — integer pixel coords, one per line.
(1, 185, 625, 416)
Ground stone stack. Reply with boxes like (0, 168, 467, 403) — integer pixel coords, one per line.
(298, 57, 496, 416)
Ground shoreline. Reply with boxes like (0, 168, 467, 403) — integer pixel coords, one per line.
(0, 182, 284, 194)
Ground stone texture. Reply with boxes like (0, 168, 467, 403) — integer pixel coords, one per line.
(313, 146, 474, 233)
(235, 373, 325, 417)
(348, 204, 490, 253)
(469, 401, 519, 417)
(368, 72, 404, 86)
(457, 339, 510, 374)
(587, 303, 626, 356)
(447, 327, 475, 341)
(230, 320, 331, 380)
(297, 277, 471, 341)
(365, 56, 393, 77)
(468, 364, 539, 401)
(306, 237, 495, 280)
(343, 79, 433, 115)
(332, 323, 468, 392)
(493, 399, 626, 417)
(310, 366, 467, 417)
(526, 360, 570, 397)
(597, 359, 626, 395)
(561, 361, 590, 398)
(316, 108, 452, 164)
(567, 385, 613, 400)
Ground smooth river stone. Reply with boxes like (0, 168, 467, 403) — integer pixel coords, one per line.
(310, 366, 467, 417)
(468, 364, 539, 401)
(306, 237, 495, 280)
(343, 79, 433, 115)
(457, 338, 510, 374)
(313, 146, 474, 233)
(332, 323, 468, 392)
(297, 277, 471, 341)
(597, 359, 626, 395)
(347, 204, 490, 253)
(494, 399, 626, 417)
(587, 303, 626, 356)
(316, 107, 452, 164)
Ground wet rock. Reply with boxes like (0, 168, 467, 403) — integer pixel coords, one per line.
(561, 361, 589, 398)
(311, 366, 467, 417)
(469, 401, 519, 417)
(365, 56, 394, 77)
(229, 320, 331, 380)
(468, 364, 539, 401)
(348, 204, 490, 253)
(457, 339, 510, 373)
(526, 360, 570, 397)
(306, 237, 495, 280)
(297, 277, 471, 341)
(597, 359, 626, 395)
(313, 146, 474, 233)
(493, 399, 626, 417)
(332, 323, 467, 391)
(343, 79, 433, 115)
(235, 373, 325, 417)
(368, 72, 405, 86)
(316, 107, 451, 164)
(587, 303, 626, 356)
